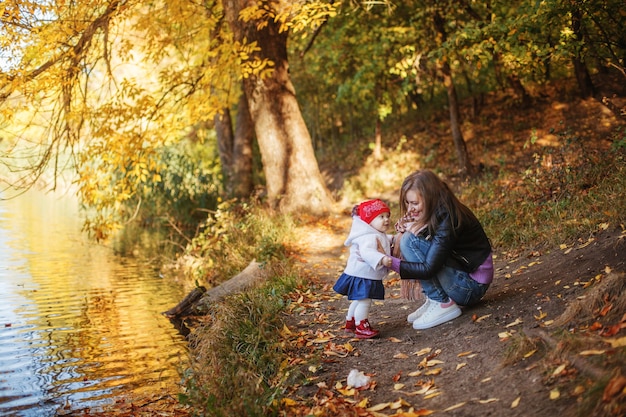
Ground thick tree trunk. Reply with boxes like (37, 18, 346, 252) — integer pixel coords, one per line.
(224, 0, 333, 215)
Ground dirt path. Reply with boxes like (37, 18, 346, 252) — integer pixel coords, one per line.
(286, 216, 626, 417)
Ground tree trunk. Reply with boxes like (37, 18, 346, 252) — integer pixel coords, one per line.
(214, 89, 254, 199)
(433, 11, 473, 176)
(373, 117, 382, 161)
(224, 0, 334, 215)
(232, 91, 255, 198)
(507, 74, 531, 107)
(571, 7, 595, 98)
(441, 64, 473, 175)
(214, 108, 235, 195)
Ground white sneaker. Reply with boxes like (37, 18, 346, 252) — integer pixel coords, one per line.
(407, 298, 433, 323)
(412, 300, 462, 330)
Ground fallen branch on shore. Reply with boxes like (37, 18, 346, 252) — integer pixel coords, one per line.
(163, 260, 265, 319)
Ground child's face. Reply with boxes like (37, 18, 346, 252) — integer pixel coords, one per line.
(369, 212, 390, 233)
(404, 190, 425, 223)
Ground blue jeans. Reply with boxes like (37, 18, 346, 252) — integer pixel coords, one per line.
(400, 233, 488, 306)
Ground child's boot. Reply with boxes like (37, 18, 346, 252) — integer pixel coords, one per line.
(344, 318, 356, 332)
(354, 319, 379, 339)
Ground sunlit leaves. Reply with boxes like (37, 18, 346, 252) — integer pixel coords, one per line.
(239, 1, 337, 35)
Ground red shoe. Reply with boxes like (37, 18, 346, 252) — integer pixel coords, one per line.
(354, 319, 379, 339)
(345, 318, 356, 332)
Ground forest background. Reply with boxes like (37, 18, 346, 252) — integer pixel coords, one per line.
(1, 0, 626, 416)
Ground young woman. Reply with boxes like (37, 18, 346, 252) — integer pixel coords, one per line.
(381, 170, 493, 330)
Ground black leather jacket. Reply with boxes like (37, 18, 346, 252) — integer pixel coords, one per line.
(399, 206, 492, 280)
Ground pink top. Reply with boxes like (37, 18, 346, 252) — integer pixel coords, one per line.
(469, 252, 493, 284)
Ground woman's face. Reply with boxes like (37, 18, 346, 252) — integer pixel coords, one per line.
(404, 190, 425, 222)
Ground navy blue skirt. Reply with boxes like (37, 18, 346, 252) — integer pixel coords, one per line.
(333, 273, 385, 300)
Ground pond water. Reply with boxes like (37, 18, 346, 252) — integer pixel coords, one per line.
(0, 190, 190, 416)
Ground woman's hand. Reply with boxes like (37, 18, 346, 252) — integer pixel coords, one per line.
(395, 214, 424, 235)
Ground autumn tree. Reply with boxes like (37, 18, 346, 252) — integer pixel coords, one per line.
(224, 0, 335, 213)
(0, 0, 336, 239)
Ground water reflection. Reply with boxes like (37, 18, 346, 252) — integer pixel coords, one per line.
(0, 191, 189, 416)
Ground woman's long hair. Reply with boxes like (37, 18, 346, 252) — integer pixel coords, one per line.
(399, 170, 472, 235)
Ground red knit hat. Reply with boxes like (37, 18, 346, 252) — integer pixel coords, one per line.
(357, 199, 390, 224)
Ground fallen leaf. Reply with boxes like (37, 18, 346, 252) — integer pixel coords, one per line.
(475, 314, 491, 322)
(425, 368, 442, 376)
(605, 336, 626, 348)
(408, 370, 422, 377)
(499, 331, 513, 340)
(413, 347, 432, 356)
(457, 351, 473, 357)
(389, 337, 402, 343)
(400, 409, 434, 416)
(523, 349, 537, 358)
(456, 363, 467, 371)
(443, 402, 466, 411)
(394, 353, 409, 359)
(600, 322, 626, 337)
(391, 398, 411, 409)
(357, 398, 369, 408)
(511, 396, 521, 408)
(549, 388, 560, 400)
(505, 318, 523, 328)
(603, 374, 626, 401)
(424, 391, 441, 399)
(367, 402, 390, 412)
(414, 383, 436, 395)
(323, 350, 348, 357)
(598, 302, 613, 317)
(394, 383, 405, 390)
(579, 349, 606, 356)
(478, 398, 499, 404)
(281, 398, 297, 406)
(589, 321, 604, 331)
(552, 364, 567, 376)
(534, 311, 548, 320)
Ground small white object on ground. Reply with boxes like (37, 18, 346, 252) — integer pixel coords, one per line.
(347, 369, 370, 388)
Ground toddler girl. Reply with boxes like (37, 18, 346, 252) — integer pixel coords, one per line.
(333, 199, 392, 339)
